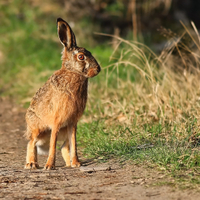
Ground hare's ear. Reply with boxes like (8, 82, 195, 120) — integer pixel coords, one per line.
(57, 18, 77, 49)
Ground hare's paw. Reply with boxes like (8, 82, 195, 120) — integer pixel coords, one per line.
(25, 162, 39, 169)
(65, 163, 71, 168)
(44, 164, 55, 170)
(71, 160, 81, 168)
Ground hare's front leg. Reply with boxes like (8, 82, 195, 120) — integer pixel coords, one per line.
(44, 126, 59, 170)
(25, 129, 39, 169)
(70, 125, 80, 167)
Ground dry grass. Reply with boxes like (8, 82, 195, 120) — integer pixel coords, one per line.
(87, 23, 200, 141)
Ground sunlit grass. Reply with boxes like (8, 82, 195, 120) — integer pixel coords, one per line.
(80, 24, 200, 187)
(77, 120, 200, 187)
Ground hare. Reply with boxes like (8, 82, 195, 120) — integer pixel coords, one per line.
(24, 18, 101, 170)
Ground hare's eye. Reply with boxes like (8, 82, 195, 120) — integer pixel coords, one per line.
(78, 54, 85, 61)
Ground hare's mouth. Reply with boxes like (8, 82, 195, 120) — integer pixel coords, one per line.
(87, 67, 100, 78)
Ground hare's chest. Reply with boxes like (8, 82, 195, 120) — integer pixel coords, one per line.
(52, 91, 87, 126)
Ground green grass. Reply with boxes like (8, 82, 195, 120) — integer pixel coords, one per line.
(77, 121, 199, 171)
(0, 0, 61, 99)
(77, 120, 200, 187)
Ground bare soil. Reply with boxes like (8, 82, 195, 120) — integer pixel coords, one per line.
(0, 97, 200, 200)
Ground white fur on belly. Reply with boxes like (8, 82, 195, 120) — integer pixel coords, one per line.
(35, 127, 71, 155)
(36, 139, 50, 155)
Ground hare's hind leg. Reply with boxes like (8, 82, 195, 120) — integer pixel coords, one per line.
(61, 139, 71, 167)
(25, 128, 39, 169)
(61, 125, 80, 167)
(61, 127, 71, 167)
(70, 125, 80, 167)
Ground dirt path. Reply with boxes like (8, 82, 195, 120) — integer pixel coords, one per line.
(0, 97, 200, 200)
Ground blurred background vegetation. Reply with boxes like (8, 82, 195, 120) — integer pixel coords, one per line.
(1, 0, 200, 100)
(1, 0, 200, 186)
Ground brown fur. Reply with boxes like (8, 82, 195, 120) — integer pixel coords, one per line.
(24, 18, 100, 170)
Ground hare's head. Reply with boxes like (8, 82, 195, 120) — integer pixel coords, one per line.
(57, 18, 101, 78)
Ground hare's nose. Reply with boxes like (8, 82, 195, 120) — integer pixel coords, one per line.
(97, 65, 101, 73)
